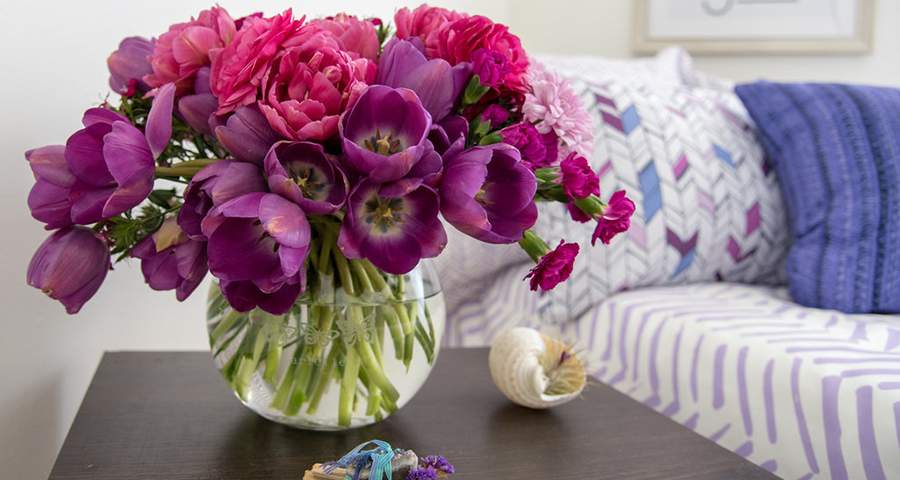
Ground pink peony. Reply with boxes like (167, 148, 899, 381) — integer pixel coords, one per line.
(259, 32, 376, 142)
(525, 240, 579, 291)
(309, 14, 380, 61)
(559, 152, 599, 199)
(210, 10, 307, 115)
(145, 6, 237, 93)
(592, 190, 635, 245)
(523, 62, 594, 158)
(434, 16, 529, 92)
(394, 5, 466, 54)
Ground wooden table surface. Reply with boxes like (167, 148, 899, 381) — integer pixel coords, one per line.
(49, 349, 776, 480)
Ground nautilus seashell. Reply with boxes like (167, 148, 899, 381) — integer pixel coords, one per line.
(489, 327, 586, 409)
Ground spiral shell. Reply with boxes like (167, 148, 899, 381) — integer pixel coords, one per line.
(489, 327, 586, 409)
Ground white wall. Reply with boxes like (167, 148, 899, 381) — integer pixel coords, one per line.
(2, 1, 897, 478)
(0, 2, 506, 479)
(508, 0, 900, 86)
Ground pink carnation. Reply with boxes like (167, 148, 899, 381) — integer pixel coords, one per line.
(592, 190, 635, 245)
(394, 5, 466, 54)
(525, 241, 579, 291)
(309, 14, 380, 61)
(210, 10, 307, 115)
(145, 6, 236, 93)
(523, 62, 594, 158)
(259, 32, 376, 142)
(559, 152, 599, 200)
(434, 16, 529, 92)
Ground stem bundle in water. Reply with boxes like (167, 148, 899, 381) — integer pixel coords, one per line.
(206, 221, 440, 428)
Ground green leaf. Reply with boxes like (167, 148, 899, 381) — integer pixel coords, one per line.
(463, 75, 490, 106)
(148, 189, 177, 208)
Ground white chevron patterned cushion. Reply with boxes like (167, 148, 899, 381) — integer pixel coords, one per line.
(438, 50, 789, 323)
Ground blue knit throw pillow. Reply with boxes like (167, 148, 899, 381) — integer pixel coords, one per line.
(736, 82, 900, 313)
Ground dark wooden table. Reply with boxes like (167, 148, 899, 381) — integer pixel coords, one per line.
(49, 349, 776, 480)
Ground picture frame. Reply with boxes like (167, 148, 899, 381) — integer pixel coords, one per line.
(634, 0, 875, 55)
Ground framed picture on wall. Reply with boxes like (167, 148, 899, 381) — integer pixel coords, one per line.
(634, 0, 874, 54)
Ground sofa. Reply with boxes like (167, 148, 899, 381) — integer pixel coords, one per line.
(437, 49, 900, 480)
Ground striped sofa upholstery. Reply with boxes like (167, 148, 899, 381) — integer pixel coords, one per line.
(447, 282, 900, 479)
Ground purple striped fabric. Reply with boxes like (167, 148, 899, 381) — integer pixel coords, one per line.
(446, 282, 900, 479)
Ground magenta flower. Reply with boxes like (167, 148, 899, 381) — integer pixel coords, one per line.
(434, 15, 529, 92)
(27, 227, 111, 314)
(145, 6, 236, 93)
(202, 192, 311, 314)
(177, 160, 266, 239)
(259, 31, 376, 142)
(500, 122, 558, 169)
(592, 190, 635, 245)
(567, 203, 592, 223)
(525, 241, 579, 291)
(394, 5, 466, 55)
(131, 218, 207, 301)
(481, 104, 509, 129)
(340, 86, 433, 182)
(309, 14, 380, 61)
(559, 152, 599, 200)
(210, 10, 306, 114)
(471, 48, 508, 88)
(264, 141, 348, 214)
(377, 39, 471, 122)
(339, 179, 447, 275)
(107, 36, 154, 96)
(214, 105, 281, 165)
(26, 85, 174, 227)
(440, 144, 538, 244)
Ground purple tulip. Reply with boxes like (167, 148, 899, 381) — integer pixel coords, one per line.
(428, 115, 468, 156)
(27, 227, 111, 314)
(440, 143, 538, 244)
(25, 85, 175, 227)
(25, 145, 75, 229)
(340, 85, 433, 182)
(202, 192, 310, 314)
(131, 218, 208, 301)
(107, 36, 154, 96)
(377, 38, 471, 121)
(214, 104, 281, 165)
(177, 160, 266, 239)
(338, 179, 446, 275)
(264, 141, 348, 215)
(177, 67, 218, 135)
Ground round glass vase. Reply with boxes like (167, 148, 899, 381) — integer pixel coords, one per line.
(205, 260, 444, 431)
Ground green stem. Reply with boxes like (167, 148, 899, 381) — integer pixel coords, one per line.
(307, 343, 341, 415)
(338, 346, 361, 427)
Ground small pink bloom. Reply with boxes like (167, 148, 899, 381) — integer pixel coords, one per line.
(434, 16, 529, 92)
(525, 240, 579, 291)
(481, 104, 509, 128)
(394, 5, 466, 54)
(210, 10, 307, 115)
(310, 14, 380, 61)
(471, 48, 508, 88)
(559, 152, 599, 199)
(500, 122, 557, 168)
(145, 6, 236, 93)
(523, 62, 594, 157)
(592, 190, 635, 245)
(259, 32, 376, 142)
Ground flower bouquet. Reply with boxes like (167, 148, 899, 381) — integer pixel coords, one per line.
(25, 4, 633, 429)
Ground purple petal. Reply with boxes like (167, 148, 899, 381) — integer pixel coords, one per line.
(207, 219, 279, 281)
(65, 124, 114, 187)
(82, 107, 128, 127)
(259, 193, 310, 250)
(258, 281, 303, 314)
(178, 93, 218, 135)
(68, 182, 113, 225)
(26, 145, 74, 187)
(214, 105, 280, 165)
(145, 82, 176, 158)
(27, 180, 73, 229)
(26, 227, 110, 314)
